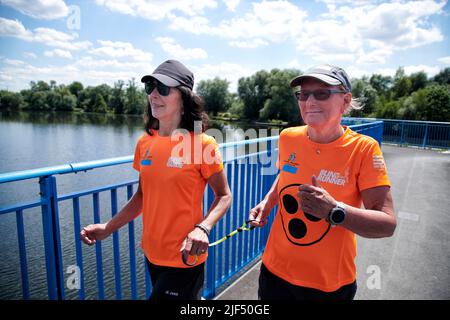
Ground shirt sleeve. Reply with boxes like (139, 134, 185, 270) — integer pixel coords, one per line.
(357, 139, 391, 191)
(200, 134, 224, 179)
(133, 137, 141, 172)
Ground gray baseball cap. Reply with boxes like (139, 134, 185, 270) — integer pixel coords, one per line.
(290, 64, 352, 92)
(141, 59, 194, 90)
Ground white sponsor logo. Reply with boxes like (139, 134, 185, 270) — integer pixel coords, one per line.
(373, 155, 386, 170)
(167, 156, 184, 168)
(165, 290, 179, 297)
(317, 169, 347, 186)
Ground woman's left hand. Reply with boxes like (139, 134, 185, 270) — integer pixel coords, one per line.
(180, 227, 210, 257)
(298, 176, 337, 220)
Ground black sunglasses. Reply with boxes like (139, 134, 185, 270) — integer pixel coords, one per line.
(145, 80, 171, 96)
(295, 89, 348, 101)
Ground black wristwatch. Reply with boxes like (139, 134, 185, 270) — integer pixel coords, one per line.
(327, 202, 346, 226)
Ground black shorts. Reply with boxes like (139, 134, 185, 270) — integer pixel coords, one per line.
(146, 259, 205, 300)
(258, 263, 357, 300)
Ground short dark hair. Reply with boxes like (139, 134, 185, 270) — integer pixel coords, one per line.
(144, 86, 209, 135)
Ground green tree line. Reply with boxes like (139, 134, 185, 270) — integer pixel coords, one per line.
(0, 78, 147, 115)
(1, 67, 449, 122)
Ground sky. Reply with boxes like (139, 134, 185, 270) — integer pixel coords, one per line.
(0, 0, 449, 93)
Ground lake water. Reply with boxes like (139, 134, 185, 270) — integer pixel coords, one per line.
(0, 111, 282, 299)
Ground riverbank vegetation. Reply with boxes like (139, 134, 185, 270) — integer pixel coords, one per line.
(1, 67, 449, 123)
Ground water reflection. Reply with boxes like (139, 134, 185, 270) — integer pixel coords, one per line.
(0, 111, 287, 134)
(0, 110, 144, 130)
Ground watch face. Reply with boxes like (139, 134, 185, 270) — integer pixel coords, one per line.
(331, 209, 345, 224)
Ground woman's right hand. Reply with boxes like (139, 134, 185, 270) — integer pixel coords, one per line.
(80, 223, 110, 245)
(249, 200, 271, 228)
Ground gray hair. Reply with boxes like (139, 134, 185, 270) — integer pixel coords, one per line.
(338, 84, 364, 114)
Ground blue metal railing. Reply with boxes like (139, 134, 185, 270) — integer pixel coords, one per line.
(343, 118, 450, 149)
(0, 120, 384, 300)
(341, 118, 384, 146)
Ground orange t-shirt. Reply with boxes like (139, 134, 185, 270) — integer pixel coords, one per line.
(133, 130, 223, 268)
(262, 125, 390, 292)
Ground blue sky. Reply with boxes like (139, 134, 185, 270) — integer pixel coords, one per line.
(0, 0, 449, 92)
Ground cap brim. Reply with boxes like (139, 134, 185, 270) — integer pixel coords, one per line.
(141, 73, 181, 87)
(290, 73, 342, 88)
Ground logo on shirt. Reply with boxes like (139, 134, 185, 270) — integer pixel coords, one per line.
(317, 169, 349, 186)
(279, 184, 330, 246)
(288, 153, 296, 162)
(140, 149, 152, 166)
(282, 152, 300, 174)
(167, 156, 184, 168)
(373, 155, 386, 170)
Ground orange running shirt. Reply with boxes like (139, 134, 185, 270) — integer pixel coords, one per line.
(263, 125, 390, 292)
(133, 130, 223, 268)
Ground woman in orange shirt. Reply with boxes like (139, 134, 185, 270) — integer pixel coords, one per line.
(250, 64, 396, 300)
(80, 60, 232, 300)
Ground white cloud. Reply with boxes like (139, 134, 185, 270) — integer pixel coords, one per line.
(23, 52, 37, 59)
(1, 0, 69, 19)
(375, 67, 397, 77)
(216, 0, 307, 42)
(162, 0, 446, 66)
(0, 17, 92, 50)
(95, 0, 217, 20)
(155, 37, 208, 60)
(3, 58, 25, 66)
(0, 56, 155, 91)
(44, 49, 73, 59)
(168, 15, 212, 35)
(345, 65, 371, 79)
(0, 72, 13, 82)
(33, 27, 91, 50)
(403, 64, 440, 77)
(286, 59, 301, 69)
(73, 56, 153, 70)
(193, 62, 256, 92)
(223, 0, 240, 11)
(356, 47, 393, 65)
(0, 17, 32, 39)
(295, 20, 362, 63)
(169, 0, 307, 48)
(167, 0, 445, 62)
(298, 0, 445, 64)
(438, 56, 450, 65)
(333, 0, 445, 49)
(229, 38, 268, 49)
(0, 25, 155, 91)
(375, 64, 441, 77)
(90, 40, 152, 62)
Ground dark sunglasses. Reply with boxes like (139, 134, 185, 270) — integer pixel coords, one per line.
(295, 89, 348, 101)
(145, 80, 171, 96)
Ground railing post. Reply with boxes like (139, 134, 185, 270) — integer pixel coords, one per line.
(422, 123, 429, 148)
(400, 121, 405, 145)
(262, 140, 274, 246)
(205, 185, 216, 299)
(39, 175, 65, 300)
(378, 121, 384, 147)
